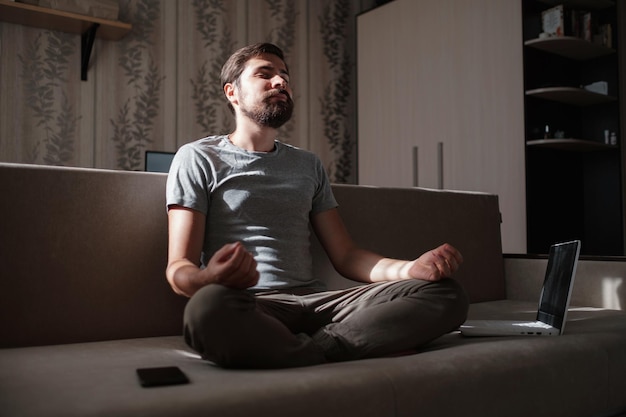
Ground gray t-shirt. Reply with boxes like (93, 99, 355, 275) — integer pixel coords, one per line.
(166, 135, 338, 291)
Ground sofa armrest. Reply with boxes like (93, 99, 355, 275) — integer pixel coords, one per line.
(504, 255, 626, 310)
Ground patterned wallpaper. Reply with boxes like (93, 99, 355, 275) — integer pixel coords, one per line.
(16, 30, 79, 166)
(0, 0, 376, 183)
(111, 0, 164, 170)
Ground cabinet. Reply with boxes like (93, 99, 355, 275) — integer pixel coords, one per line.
(523, 0, 623, 255)
(357, 0, 526, 253)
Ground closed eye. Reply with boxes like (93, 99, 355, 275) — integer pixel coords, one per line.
(256, 66, 289, 84)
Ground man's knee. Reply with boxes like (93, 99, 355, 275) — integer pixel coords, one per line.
(400, 278, 468, 328)
(185, 284, 256, 329)
(432, 278, 469, 327)
(183, 284, 253, 360)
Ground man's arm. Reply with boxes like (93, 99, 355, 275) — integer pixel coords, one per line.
(166, 206, 259, 297)
(310, 208, 462, 283)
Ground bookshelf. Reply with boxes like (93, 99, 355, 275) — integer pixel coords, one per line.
(523, 0, 623, 255)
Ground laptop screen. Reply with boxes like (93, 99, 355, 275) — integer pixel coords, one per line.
(145, 151, 175, 173)
(536, 240, 581, 332)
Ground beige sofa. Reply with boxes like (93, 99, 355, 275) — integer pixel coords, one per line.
(1, 162, 625, 417)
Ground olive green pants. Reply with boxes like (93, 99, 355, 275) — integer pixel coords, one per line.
(183, 278, 468, 369)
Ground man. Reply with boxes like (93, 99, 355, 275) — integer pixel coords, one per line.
(166, 43, 468, 369)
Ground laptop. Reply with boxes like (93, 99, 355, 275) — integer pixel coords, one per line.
(145, 150, 175, 173)
(460, 240, 581, 337)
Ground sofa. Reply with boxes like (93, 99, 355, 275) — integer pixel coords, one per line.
(1, 162, 625, 417)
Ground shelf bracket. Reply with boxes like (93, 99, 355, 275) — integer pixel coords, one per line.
(81, 23, 100, 81)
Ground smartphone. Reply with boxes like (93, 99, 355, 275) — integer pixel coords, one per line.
(136, 366, 189, 387)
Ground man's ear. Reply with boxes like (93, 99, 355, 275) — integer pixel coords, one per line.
(224, 83, 237, 106)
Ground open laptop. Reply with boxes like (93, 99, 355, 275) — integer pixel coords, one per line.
(145, 150, 175, 173)
(460, 240, 581, 337)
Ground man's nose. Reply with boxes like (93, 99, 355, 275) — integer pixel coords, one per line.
(271, 75, 287, 89)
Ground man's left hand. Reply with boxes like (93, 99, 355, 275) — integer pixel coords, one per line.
(407, 243, 463, 281)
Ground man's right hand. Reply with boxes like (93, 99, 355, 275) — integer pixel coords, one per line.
(205, 242, 259, 289)
(166, 207, 259, 297)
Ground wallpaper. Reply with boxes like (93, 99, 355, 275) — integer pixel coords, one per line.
(0, 0, 376, 183)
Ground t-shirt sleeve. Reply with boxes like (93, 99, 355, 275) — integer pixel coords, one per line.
(311, 155, 338, 214)
(165, 144, 212, 214)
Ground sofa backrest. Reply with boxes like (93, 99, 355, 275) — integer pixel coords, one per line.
(313, 185, 505, 302)
(0, 163, 185, 348)
(0, 163, 505, 348)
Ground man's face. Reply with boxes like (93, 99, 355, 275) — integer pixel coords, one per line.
(233, 53, 294, 129)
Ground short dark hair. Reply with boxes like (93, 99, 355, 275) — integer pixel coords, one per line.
(220, 43, 288, 112)
(221, 43, 287, 88)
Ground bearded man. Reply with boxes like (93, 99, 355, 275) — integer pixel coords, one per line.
(165, 43, 468, 369)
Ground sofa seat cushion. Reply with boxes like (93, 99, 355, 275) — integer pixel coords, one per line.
(0, 336, 397, 417)
(1, 301, 625, 417)
(412, 300, 626, 417)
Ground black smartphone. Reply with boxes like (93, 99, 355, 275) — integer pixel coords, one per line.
(136, 366, 189, 387)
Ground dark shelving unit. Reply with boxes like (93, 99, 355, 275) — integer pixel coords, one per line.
(523, 0, 624, 255)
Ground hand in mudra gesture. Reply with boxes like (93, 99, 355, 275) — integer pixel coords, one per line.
(407, 243, 463, 282)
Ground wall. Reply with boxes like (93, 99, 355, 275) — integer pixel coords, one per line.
(0, 0, 375, 183)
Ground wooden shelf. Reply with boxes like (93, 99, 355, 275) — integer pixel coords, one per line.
(527, 138, 618, 151)
(0, 0, 131, 40)
(538, 0, 614, 10)
(526, 87, 617, 106)
(0, 0, 132, 80)
(525, 37, 615, 60)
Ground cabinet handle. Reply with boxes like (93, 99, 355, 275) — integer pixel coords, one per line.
(412, 146, 419, 187)
(437, 142, 444, 189)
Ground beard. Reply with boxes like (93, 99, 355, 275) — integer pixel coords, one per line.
(240, 89, 294, 129)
